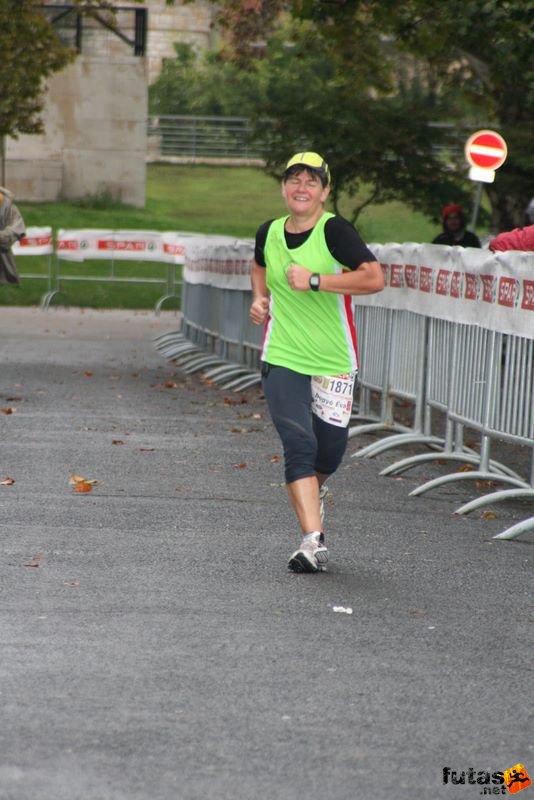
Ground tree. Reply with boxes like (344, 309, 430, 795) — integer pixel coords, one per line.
(149, 42, 265, 117)
(213, 0, 534, 231)
(0, 0, 146, 186)
(388, 0, 534, 230)
(0, 0, 76, 184)
(239, 15, 474, 225)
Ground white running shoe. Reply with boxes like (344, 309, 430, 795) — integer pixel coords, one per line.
(288, 531, 328, 573)
(319, 484, 329, 526)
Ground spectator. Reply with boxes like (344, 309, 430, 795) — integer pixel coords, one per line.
(0, 186, 26, 286)
(489, 225, 534, 252)
(432, 204, 481, 248)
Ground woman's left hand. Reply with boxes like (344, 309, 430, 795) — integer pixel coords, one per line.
(286, 262, 312, 291)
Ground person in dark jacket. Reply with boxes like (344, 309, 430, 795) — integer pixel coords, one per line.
(0, 186, 26, 286)
(432, 203, 481, 248)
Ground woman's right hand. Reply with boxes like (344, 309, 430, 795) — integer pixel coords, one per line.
(249, 297, 269, 325)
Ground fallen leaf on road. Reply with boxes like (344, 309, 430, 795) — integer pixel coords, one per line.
(0, 407, 16, 414)
(233, 462, 247, 469)
(69, 474, 97, 485)
(270, 455, 281, 463)
(69, 474, 97, 493)
(112, 439, 124, 445)
(224, 396, 248, 406)
(22, 555, 44, 568)
(73, 481, 94, 493)
(0, 477, 15, 485)
(481, 511, 496, 519)
(83, 371, 94, 377)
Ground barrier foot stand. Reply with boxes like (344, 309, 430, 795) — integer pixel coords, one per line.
(493, 516, 534, 541)
(153, 331, 185, 347)
(409, 471, 529, 498)
(221, 372, 261, 392)
(348, 421, 406, 442)
(160, 343, 201, 360)
(40, 289, 63, 310)
(455, 488, 534, 516)
(154, 294, 179, 315)
(181, 355, 229, 374)
(169, 351, 211, 370)
(152, 331, 186, 343)
(353, 432, 444, 460)
(211, 366, 255, 385)
(203, 363, 247, 381)
(381, 450, 518, 478)
(349, 424, 412, 456)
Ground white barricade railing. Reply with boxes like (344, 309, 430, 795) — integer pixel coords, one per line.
(19, 229, 188, 313)
(160, 238, 534, 540)
(351, 243, 534, 540)
(154, 235, 261, 391)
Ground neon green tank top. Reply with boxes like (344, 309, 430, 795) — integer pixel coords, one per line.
(262, 212, 358, 375)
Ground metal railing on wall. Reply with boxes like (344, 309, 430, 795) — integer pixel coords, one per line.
(147, 115, 263, 160)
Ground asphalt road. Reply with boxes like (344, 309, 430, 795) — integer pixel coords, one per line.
(0, 307, 531, 800)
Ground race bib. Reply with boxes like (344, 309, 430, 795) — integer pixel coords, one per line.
(311, 371, 357, 428)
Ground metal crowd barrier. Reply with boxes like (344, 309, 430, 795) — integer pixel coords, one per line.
(350, 243, 534, 540)
(91, 230, 532, 542)
(11, 229, 187, 313)
(153, 235, 263, 392)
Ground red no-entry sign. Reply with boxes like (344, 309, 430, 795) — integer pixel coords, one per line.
(465, 129, 507, 170)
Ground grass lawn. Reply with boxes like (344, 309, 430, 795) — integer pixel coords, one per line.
(1, 163, 441, 309)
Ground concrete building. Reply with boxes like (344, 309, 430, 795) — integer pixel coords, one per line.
(5, 2, 216, 207)
(145, 0, 215, 84)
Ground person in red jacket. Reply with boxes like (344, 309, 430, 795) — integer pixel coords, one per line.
(489, 225, 534, 252)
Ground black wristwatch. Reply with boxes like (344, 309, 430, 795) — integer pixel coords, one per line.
(309, 273, 321, 292)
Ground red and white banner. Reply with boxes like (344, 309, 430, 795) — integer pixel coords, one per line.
(56, 229, 186, 264)
(183, 236, 254, 291)
(355, 243, 534, 340)
(12, 227, 53, 256)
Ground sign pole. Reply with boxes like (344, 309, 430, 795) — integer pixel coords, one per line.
(470, 181, 483, 231)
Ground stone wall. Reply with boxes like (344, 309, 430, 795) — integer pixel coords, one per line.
(145, 0, 215, 84)
(6, 55, 147, 207)
(4, 2, 216, 205)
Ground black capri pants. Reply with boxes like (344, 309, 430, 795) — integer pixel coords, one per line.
(262, 363, 353, 484)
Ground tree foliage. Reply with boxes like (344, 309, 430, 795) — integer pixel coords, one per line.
(0, 0, 75, 142)
(0, 0, 129, 183)
(149, 43, 265, 117)
(212, 0, 534, 230)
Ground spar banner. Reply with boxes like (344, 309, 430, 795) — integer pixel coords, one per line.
(12, 227, 53, 256)
(161, 232, 191, 264)
(56, 230, 186, 264)
(356, 243, 534, 340)
(183, 236, 254, 291)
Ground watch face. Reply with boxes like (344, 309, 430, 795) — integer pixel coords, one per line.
(310, 273, 320, 290)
